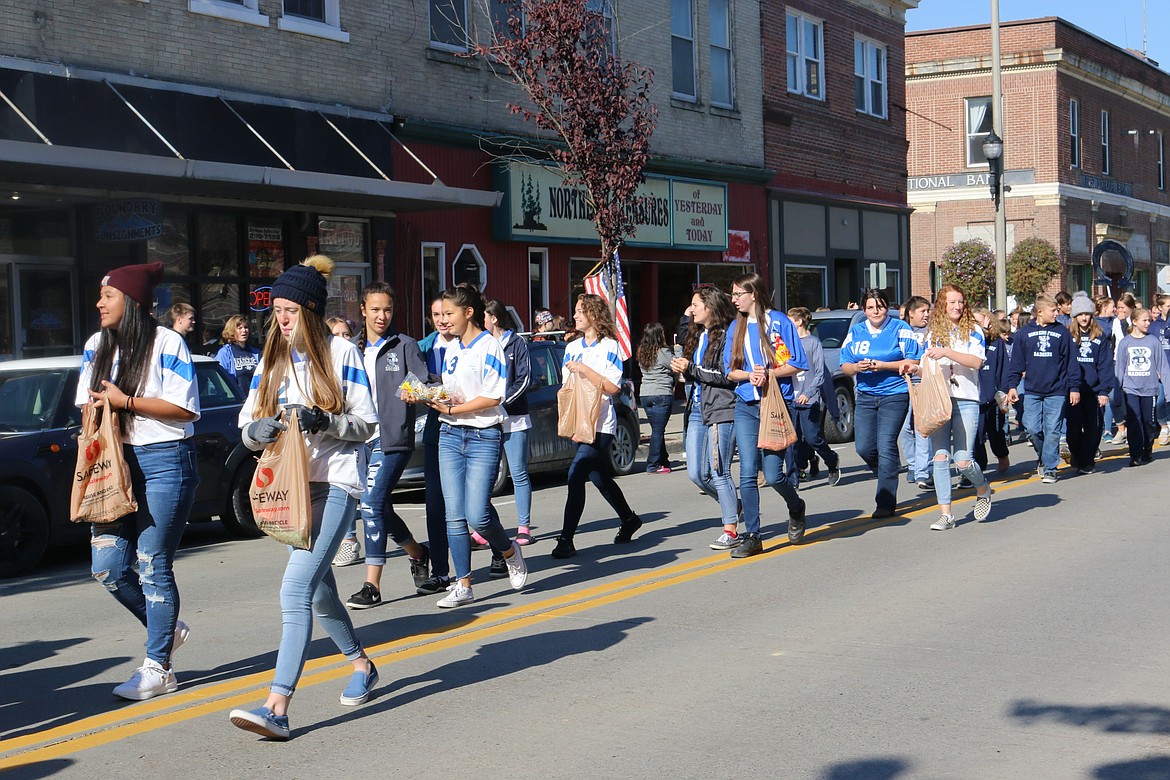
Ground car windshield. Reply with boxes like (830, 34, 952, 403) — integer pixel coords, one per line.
(0, 369, 69, 432)
(811, 318, 850, 350)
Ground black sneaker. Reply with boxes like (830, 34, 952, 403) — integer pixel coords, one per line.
(957, 477, 974, 489)
(489, 553, 507, 579)
(787, 503, 807, 543)
(871, 506, 896, 519)
(346, 583, 382, 610)
(614, 515, 643, 544)
(415, 575, 452, 596)
(730, 534, 762, 558)
(809, 457, 820, 479)
(409, 547, 430, 589)
(916, 478, 934, 491)
(551, 536, 577, 559)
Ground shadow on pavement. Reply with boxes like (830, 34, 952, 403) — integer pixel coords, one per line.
(0, 654, 131, 738)
(0, 758, 76, 780)
(291, 616, 654, 738)
(975, 492, 1060, 524)
(1010, 699, 1170, 735)
(1094, 755, 1170, 779)
(819, 757, 912, 779)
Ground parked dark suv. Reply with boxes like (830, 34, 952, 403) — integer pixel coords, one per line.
(809, 310, 859, 444)
(0, 355, 259, 578)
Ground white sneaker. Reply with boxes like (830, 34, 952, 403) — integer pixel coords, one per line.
(332, 538, 363, 567)
(1113, 429, 1127, 446)
(113, 658, 177, 700)
(437, 584, 475, 608)
(172, 620, 190, 653)
(930, 514, 956, 531)
(1159, 426, 1170, 446)
(973, 491, 993, 522)
(504, 542, 528, 590)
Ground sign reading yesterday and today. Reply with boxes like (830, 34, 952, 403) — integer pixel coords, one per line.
(499, 161, 728, 250)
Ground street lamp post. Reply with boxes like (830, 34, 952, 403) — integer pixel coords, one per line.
(988, 0, 1007, 311)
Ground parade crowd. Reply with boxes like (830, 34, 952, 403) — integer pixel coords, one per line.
(75, 257, 1170, 740)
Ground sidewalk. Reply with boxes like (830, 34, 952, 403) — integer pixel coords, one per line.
(638, 400, 687, 458)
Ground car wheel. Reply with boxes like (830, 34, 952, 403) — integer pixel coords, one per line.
(0, 485, 51, 578)
(609, 414, 638, 476)
(222, 458, 264, 539)
(491, 452, 510, 497)
(825, 383, 855, 444)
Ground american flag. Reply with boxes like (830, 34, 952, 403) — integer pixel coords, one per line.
(583, 250, 631, 361)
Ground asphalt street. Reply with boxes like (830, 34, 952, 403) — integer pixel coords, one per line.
(2, 431, 1170, 779)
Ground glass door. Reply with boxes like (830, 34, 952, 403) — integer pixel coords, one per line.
(14, 263, 79, 358)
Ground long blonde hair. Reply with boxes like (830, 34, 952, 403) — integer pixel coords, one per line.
(927, 285, 976, 348)
(255, 256, 344, 417)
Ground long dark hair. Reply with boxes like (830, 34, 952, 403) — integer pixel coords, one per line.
(685, 287, 735, 361)
(636, 322, 667, 370)
(89, 293, 158, 436)
(729, 272, 776, 371)
(485, 299, 517, 331)
(441, 283, 486, 329)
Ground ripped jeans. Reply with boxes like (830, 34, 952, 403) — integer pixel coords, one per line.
(91, 439, 198, 666)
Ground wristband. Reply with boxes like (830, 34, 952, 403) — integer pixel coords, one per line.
(126, 396, 135, 412)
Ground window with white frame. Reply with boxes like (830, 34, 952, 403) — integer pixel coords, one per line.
(586, 0, 615, 56)
(452, 244, 487, 289)
(430, 0, 468, 50)
(670, 0, 696, 100)
(278, 0, 347, 40)
(786, 13, 823, 100)
(1101, 110, 1111, 175)
(421, 243, 445, 335)
(854, 37, 886, 118)
(489, 0, 522, 41)
(965, 96, 993, 167)
(709, 0, 733, 107)
(1069, 99, 1080, 168)
(188, 0, 268, 27)
(529, 248, 549, 327)
(784, 265, 826, 310)
(1158, 132, 1165, 191)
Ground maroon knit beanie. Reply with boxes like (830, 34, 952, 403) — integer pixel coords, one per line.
(101, 261, 165, 307)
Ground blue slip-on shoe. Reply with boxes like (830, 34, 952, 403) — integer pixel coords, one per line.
(340, 663, 379, 706)
(230, 707, 290, 740)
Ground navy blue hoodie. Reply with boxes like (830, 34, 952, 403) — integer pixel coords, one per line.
(1068, 332, 1115, 396)
(978, 336, 1008, 405)
(1007, 321, 1071, 396)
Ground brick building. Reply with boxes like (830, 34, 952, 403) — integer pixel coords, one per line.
(906, 18, 1170, 305)
(763, 0, 917, 310)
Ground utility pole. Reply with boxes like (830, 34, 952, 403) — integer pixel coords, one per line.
(991, 0, 1007, 311)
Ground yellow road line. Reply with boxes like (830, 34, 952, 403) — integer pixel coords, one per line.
(0, 465, 1056, 768)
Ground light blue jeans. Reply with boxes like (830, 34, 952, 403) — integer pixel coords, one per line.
(438, 423, 512, 580)
(928, 398, 986, 506)
(1023, 394, 1066, 474)
(899, 405, 931, 482)
(272, 483, 363, 696)
(733, 399, 803, 536)
(685, 412, 739, 526)
(503, 428, 532, 527)
(90, 439, 198, 666)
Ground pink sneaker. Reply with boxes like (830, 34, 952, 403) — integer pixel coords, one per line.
(469, 530, 490, 551)
(656, 466, 672, 474)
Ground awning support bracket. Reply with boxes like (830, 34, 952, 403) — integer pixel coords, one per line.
(105, 80, 185, 160)
(219, 97, 295, 171)
(318, 112, 390, 181)
(378, 122, 443, 185)
(0, 87, 52, 145)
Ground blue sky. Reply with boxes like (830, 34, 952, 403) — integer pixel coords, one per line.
(906, 1, 1170, 73)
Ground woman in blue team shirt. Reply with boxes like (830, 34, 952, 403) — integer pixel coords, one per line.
(839, 288, 922, 519)
(214, 315, 260, 397)
(722, 272, 809, 558)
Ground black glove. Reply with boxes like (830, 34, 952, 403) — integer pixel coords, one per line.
(288, 404, 330, 434)
(245, 414, 286, 444)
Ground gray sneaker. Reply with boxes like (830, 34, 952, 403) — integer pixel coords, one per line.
(504, 542, 528, 590)
(730, 534, 763, 558)
(332, 538, 362, 567)
(1041, 473, 1058, 484)
(437, 584, 474, 608)
(827, 469, 841, 487)
(709, 531, 742, 550)
(930, 514, 956, 531)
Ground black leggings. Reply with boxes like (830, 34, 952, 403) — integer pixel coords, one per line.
(1125, 393, 1156, 461)
(974, 401, 1009, 470)
(1066, 393, 1104, 468)
(560, 433, 633, 539)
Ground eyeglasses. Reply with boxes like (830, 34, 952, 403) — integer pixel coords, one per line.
(730, 291, 749, 299)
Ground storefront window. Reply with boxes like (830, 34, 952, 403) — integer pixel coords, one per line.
(785, 264, 827, 310)
(19, 267, 76, 358)
(318, 218, 368, 264)
(698, 263, 751, 294)
(422, 243, 445, 335)
(149, 213, 191, 275)
(529, 248, 548, 327)
(0, 208, 72, 257)
(0, 268, 11, 357)
(198, 213, 238, 277)
(200, 281, 240, 350)
(247, 220, 285, 279)
(327, 270, 364, 329)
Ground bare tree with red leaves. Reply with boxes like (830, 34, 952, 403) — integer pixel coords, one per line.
(468, 0, 658, 266)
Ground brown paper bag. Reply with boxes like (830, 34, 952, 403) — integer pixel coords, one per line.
(70, 397, 138, 524)
(557, 373, 603, 444)
(907, 358, 953, 438)
(757, 375, 798, 451)
(249, 410, 313, 549)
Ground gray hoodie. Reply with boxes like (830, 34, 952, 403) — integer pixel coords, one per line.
(1115, 332, 1170, 397)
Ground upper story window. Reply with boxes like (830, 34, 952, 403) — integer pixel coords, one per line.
(586, 0, 616, 57)
(1101, 110, 1111, 175)
(489, 0, 523, 41)
(966, 96, 993, 167)
(854, 37, 886, 119)
(188, 0, 269, 27)
(278, 0, 348, 41)
(1158, 132, 1165, 191)
(670, 0, 696, 100)
(430, 0, 468, 50)
(786, 12, 823, 100)
(1069, 99, 1080, 168)
(709, 0, 734, 108)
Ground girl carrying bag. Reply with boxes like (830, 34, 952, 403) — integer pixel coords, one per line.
(70, 397, 138, 524)
(557, 372, 603, 444)
(758, 374, 798, 451)
(249, 409, 313, 549)
(906, 358, 953, 438)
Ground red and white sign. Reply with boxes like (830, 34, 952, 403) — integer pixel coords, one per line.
(724, 230, 750, 263)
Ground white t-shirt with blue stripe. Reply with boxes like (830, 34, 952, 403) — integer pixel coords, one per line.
(563, 336, 624, 436)
(239, 335, 377, 496)
(440, 330, 507, 428)
(76, 326, 200, 446)
(925, 324, 986, 402)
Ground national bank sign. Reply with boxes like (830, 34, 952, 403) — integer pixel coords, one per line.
(495, 160, 728, 250)
(908, 169, 1035, 192)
